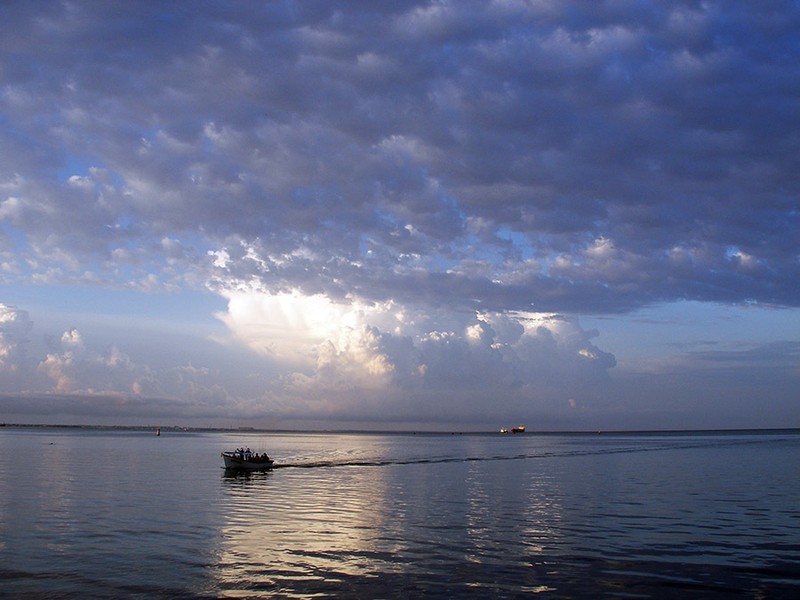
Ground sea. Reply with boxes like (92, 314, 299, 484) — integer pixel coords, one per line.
(0, 427, 798, 599)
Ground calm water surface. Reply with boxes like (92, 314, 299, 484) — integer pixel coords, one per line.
(0, 428, 798, 599)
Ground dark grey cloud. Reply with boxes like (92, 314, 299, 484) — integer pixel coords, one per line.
(1, 0, 798, 310)
(602, 340, 800, 430)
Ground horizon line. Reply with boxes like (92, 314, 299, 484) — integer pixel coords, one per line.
(3, 423, 799, 436)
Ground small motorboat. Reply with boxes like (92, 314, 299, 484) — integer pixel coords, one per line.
(221, 450, 274, 471)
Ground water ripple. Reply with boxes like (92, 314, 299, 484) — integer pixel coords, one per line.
(2, 428, 799, 598)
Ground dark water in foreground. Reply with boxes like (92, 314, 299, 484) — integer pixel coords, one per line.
(0, 428, 798, 599)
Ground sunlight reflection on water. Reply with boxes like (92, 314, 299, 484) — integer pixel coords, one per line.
(1, 429, 798, 598)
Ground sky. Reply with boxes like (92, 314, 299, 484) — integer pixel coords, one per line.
(1, 0, 799, 431)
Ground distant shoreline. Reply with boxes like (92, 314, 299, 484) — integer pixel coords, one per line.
(2, 423, 799, 436)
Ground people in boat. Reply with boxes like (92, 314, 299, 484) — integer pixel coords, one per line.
(228, 449, 270, 462)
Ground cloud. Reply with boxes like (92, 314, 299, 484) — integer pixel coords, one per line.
(601, 341, 800, 429)
(211, 287, 617, 422)
(1, 1, 797, 313)
(1, 2, 799, 427)
(38, 329, 133, 394)
(0, 303, 33, 374)
(0, 304, 240, 418)
(1, 294, 798, 429)
(0, 294, 616, 425)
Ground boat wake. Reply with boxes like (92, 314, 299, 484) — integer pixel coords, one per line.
(272, 455, 504, 469)
(269, 435, 784, 470)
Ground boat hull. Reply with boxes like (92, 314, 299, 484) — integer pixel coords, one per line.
(221, 452, 274, 471)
